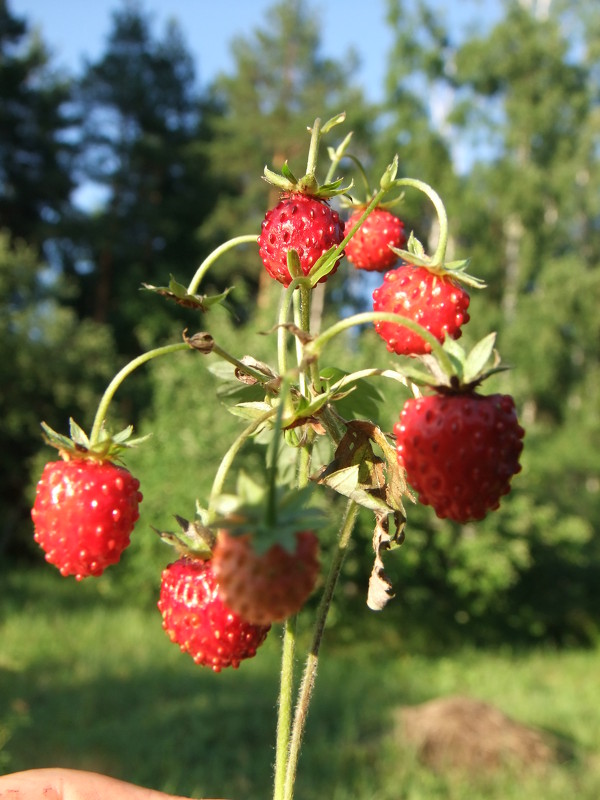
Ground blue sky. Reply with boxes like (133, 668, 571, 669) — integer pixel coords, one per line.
(11, 0, 499, 103)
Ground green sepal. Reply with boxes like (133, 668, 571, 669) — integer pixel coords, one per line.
(320, 111, 346, 135)
(210, 472, 326, 555)
(281, 161, 299, 185)
(287, 249, 303, 281)
(154, 514, 215, 560)
(308, 244, 343, 285)
(40, 419, 150, 463)
(395, 332, 510, 392)
(143, 275, 233, 311)
(389, 234, 486, 289)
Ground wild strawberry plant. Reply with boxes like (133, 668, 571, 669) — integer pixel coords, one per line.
(30, 112, 524, 800)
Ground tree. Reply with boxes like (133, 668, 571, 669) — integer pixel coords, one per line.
(69, 2, 218, 352)
(376, 0, 600, 642)
(201, 0, 374, 304)
(0, 0, 74, 245)
(0, 233, 117, 557)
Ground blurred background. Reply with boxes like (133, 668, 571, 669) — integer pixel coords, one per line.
(1, 0, 600, 796)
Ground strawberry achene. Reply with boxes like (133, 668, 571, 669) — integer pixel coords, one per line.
(372, 264, 470, 355)
(31, 459, 142, 579)
(212, 530, 320, 625)
(258, 194, 344, 286)
(394, 392, 525, 523)
(158, 556, 270, 671)
(344, 208, 406, 271)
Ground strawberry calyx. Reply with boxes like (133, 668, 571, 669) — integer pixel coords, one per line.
(398, 332, 509, 393)
(389, 232, 485, 290)
(262, 113, 352, 200)
(41, 418, 149, 464)
(154, 514, 215, 560)
(209, 472, 325, 556)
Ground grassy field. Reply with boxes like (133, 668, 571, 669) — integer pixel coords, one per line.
(1, 566, 600, 800)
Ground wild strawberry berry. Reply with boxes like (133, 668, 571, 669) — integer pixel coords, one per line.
(158, 556, 270, 672)
(344, 208, 406, 271)
(394, 392, 525, 523)
(258, 194, 344, 286)
(31, 459, 142, 579)
(372, 264, 470, 355)
(212, 530, 320, 626)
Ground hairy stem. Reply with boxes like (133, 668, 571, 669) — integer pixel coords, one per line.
(186, 234, 258, 295)
(308, 311, 454, 376)
(283, 500, 360, 800)
(90, 342, 190, 446)
(393, 177, 449, 264)
(273, 616, 297, 800)
(207, 409, 276, 521)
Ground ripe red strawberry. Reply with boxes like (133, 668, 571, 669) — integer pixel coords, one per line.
(344, 208, 406, 271)
(212, 530, 320, 625)
(158, 556, 270, 671)
(372, 264, 470, 356)
(258, 194, 344, 286)
(394, 392, 525, 523)
(31, 458, 143, 579)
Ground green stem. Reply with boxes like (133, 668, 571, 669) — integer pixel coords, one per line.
(211, 341, 273, 386)
(186, 234, 257, 295)
(307, 311, 454, 376)
(283, 500, 360, 800)
(276, 276, 312, 377)
(293, 291, 308, 398)
(90, 342, 190, 446)
(273, 616, 297, 800)
(265, 375, 292, 527)
(323, 131, 353, 185)
(207, 409, 276, 522)
(393, 177, 449, 264)
(305, 118, 322, 178)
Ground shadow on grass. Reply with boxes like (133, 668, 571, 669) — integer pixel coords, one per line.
(4, 651, 419, 800)
(1, 566, 421, 799)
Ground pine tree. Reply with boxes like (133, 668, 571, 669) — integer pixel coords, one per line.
(0, 0, 74, 245)
(71, 3, 217, 351)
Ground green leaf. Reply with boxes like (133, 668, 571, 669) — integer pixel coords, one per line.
(227, 401, 273, 421)
(142, 276, 232, 311)
(320, 367, 384, 419)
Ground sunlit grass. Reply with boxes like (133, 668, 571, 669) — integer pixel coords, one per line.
(2, 566, 600, 799)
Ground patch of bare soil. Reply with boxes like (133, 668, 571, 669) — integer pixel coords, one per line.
(396, 695, 561, 774)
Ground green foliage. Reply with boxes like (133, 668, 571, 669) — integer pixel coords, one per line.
(3, 569, 600, 797)
(3, 0, 600, 647)
(0, 234, 118, 556)
(0, 2, 74, 244)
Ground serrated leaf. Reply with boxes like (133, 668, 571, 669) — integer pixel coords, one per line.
(227, 401, 273, 421)
(320, 367, 384, 420)
(142, 276, 232, 311)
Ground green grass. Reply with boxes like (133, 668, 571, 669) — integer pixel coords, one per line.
(1, 566, 600, 799)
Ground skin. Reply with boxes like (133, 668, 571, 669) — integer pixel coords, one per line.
(0, 769, 226, 800)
